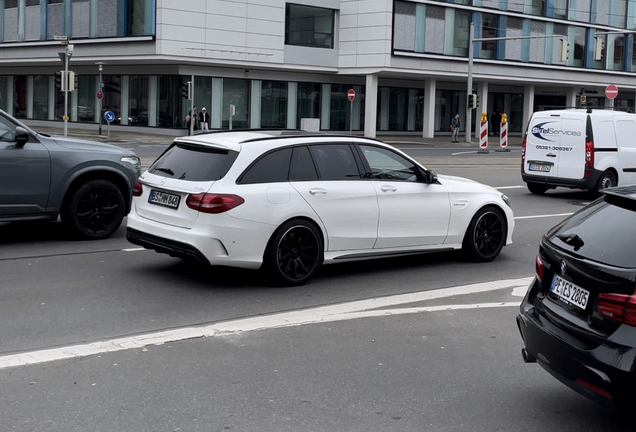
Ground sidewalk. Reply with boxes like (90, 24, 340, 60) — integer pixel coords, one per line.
(28, 123, 523, 148)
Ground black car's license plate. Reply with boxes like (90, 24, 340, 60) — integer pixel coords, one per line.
(550, 275, 590, 310)
(148, 190, 180, 209)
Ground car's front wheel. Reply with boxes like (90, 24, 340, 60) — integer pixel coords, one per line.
(462, 207, 506, 262)
(62, 179, 126, 240)
(263, 219, 323, 286)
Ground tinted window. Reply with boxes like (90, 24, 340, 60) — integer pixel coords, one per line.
(289, 146, 318, 181)
(548, 199, 636, 268)
(149, 143, 238, 182)
(238, 148, 292, 184)
(308, 144, 360, 180)
(359, 145, 419, 181)
(0, 113, 17, 142)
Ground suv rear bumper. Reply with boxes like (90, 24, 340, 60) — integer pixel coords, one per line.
(522, 169, 601, 190)
(517, 278, 636, 408)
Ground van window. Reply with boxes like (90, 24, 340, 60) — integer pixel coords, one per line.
(594, 120, 616, 148)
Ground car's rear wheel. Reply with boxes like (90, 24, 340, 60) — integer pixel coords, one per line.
(462, 207, 506, 262)
(263, 219, 323, 286)
(527, 182, 548, 195)
(592, 170, 617, 194)
(62, 179, 125, 240)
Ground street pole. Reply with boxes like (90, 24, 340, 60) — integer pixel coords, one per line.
(63, 45, 69, 137)
(466, 22, 474, 144)
(98, 64, 103, 135)
(190, 75, 194, 135)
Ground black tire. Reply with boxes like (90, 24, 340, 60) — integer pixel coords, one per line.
(592, 170, 617, 194)
(263, 219, 323, 286)
(61, 179, 126, 240)
(527, 182, 548, 195)
(462, 207, 506, 262)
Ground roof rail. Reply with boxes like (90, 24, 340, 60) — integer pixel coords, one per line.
(240, 132, 377, 144)
(536, 105, 633, 114)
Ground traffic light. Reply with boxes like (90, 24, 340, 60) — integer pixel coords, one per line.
(182, 81, 192, 100)
(560, 38, 569, 62)
(468, 94, 474, 110)
(594, 37, 604, 61)
(67, 71, 75, 91)
(475, 94, 480, 108)
(55, 71, 61, 89)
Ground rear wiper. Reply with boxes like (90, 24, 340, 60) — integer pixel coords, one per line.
(557, 233, 585, 251)
(154, 167, 174, 176)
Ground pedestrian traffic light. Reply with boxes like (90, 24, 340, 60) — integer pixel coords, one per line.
(468, 94, 474, 110)
(560, 39, 569, 62)
(182, 81, 192, 100)
(593, 37, 604, 61)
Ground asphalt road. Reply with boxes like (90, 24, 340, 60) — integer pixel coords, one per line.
(0, 144, 626, 431)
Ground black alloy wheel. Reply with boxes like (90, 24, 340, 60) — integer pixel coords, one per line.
(463, 207, 506, 262)
(62, 179, 126, 240)
(264, 219, 323, 286)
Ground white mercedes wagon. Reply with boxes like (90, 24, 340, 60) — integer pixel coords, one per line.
(126, 131, 514, 285)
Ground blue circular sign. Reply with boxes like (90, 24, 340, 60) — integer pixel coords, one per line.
(104, 111, 115, 123)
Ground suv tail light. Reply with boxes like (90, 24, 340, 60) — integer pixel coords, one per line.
(132, 180, 143, 197)
(186, 193, 245, 214)
(597, 290, 636, 326)
(536, 254, 544, 282)
(521, 138, 526, 171)
(585, 140, 594, 169)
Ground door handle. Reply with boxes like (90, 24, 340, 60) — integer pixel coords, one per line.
(381, 186, 397, 192)
(546, 153, 557, 157)
(309, 189, 327, 195)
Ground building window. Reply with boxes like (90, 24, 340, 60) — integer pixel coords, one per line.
(569, 0, 591, 22)
(330, 84, 365, 131)
(480, 14, 497, 59)
(377, 87, 423, 131)
(608, 34, 625, 71)
(13, 76, 26, 119)
(526, 0, 544, 16)
(261, 81, 288, 129)
(505, 17, 523, 61)
(157, 76, 183, 128)
(223, 78, 249, 129)
(33, 76, 49, 120)
(97, 0, 119, 37)
(573, 26, 586, 67)
(452, 10, 471, 56)
(551, 0, 567, 19)
(47, 0, 65, 40)
(4, 0, 18, 42)
(285, 4, 334, 49)
(297, 82, 321, 128)
(72, 0, 90, 39)
(394, 1, 416, 52)
(129, 76, 149, 126)
(25, 0, 42, 41)
(128, 0, 154, 36)
(424, 5, 445, 54)
(76, 75, 96, 123)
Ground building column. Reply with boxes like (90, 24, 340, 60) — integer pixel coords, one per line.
(287, 81, 297, 129)
(120, 75, 129, 125)
(422, 78, 436, 138)
(379, 88, 389, 131)
(148, 75, 157, 127)
(523, 84, 535, 132)
(566, 87, 577, 108)
(26, 76, 33, 118)
(364, 74, 378, 138)
(476, 81, 488, 137)
(321, 83, 330, 130)
(7, 76, 13, 116)
(211, 77, 222, 129)
(250, 80, 261, 129)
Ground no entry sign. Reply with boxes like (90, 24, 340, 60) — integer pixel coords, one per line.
(605, 84, 619, 100)
(347, 89, 355, 101)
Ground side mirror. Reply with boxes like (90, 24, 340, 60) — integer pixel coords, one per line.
(15, 126, 29, 147)
(425, 170, 438, 184)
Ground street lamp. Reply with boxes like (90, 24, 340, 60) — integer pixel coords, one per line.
(96, 62, 105, 135)
(55, 35, 73, 136)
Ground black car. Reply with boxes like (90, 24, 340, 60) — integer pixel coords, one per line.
(517, 186, 636, 413)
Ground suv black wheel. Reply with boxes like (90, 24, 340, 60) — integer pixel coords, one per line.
(592, 170, 617, 194)
(62, 179, 126, 240)
(263, 219, 323, 286)
(462, 207, 506, 262)
(527, 182, 548, 195)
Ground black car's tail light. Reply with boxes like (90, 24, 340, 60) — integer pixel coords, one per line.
(597, 290, 636, 326)
(535, 254, 544, 283)
(186, 193, 245, 214)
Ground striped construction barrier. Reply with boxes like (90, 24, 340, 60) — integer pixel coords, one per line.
(479, 112, 488, 149)
(500, 121, 508, 149)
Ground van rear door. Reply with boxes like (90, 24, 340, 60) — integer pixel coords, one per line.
(614, 116, 636, 186)
(524, 113, 563, 178)
(552, 115, 586, 179)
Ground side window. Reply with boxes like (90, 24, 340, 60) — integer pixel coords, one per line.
(0, 114, 17, 142)
(237, 148, 292, 184)
(289, 146, 318, 181)
(308, 144, 360, 180)
(359, 145, 419, 182)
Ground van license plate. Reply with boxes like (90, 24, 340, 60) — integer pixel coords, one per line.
(148, 190, 180, 209)
(529, 164, 551, 172)
(550, 275, 589, 310)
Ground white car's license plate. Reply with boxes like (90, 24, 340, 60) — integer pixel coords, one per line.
(528, 163, 551, 172)
(550, 275, 590, 310)
(148, 190, 180, 209)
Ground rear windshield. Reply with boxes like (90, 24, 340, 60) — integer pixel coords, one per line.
(148, 142, 238, 182)
(548, 199, 636, 268)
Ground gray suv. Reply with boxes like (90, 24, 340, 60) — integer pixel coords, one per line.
(0, 110, 141, 239)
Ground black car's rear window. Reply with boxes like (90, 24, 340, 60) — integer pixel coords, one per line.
(548, 199, 636, 268)
(149, 142, 238, 182)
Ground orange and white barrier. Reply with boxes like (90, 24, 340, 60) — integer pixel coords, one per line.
(500, 113, 508, 149)
(479, 112, 488, 149)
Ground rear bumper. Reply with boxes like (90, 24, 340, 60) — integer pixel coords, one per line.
(126, 227, 210, 264)
(522, 168, 601, 190)
(517, 278, 636, 408)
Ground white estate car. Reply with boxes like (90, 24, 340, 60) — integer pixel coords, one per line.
(126, 131, 514, 285)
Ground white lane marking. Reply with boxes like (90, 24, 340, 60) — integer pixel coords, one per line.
(512, 286, 529, 297)
(495, 186, 525, 190)
(0, 277, 533, 370)
(514, 213, 573, 220)
(451, 151, 478, 155)
(122, 248, 145, 252)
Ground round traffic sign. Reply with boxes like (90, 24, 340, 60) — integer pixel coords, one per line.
(96, 91, 104, 100)
(104, 111, 115, 123)
(347, 89, 355, 102)
(605, 84, 618, 100)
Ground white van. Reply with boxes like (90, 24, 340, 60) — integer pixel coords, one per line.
(522, 108, 636, 194)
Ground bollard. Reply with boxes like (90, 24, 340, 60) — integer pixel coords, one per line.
(496, 113, 510, 152)
(478, 111, 489, 153)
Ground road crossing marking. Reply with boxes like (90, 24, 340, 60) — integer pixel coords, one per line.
(495, 185, 525, 190)
(0, 277, 533, 371)
(514, 213, 573, 220)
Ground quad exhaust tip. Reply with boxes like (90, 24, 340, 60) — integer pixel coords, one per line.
(522, 348, 537, 363)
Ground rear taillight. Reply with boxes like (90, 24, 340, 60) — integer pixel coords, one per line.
(585, 140, 594, 168)
(186, 193, 245, 214)
(535, 254, 544, 282)
(597, 290, 636, 326)
(521, 138, 526, 171)
(132, 180, 143, 197)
